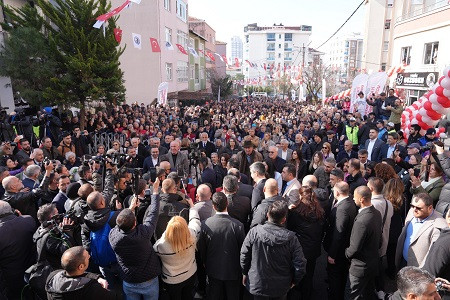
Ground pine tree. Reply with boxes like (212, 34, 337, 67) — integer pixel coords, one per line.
(1, 0, 125, 129)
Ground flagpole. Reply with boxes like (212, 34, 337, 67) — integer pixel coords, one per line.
(218, 85, 221, 102)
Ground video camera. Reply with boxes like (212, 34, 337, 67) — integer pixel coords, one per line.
(419, 141, 444, 153)
(188, 143, 201, 165)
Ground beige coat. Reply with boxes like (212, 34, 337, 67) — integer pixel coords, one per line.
(395, 209, 447, 268)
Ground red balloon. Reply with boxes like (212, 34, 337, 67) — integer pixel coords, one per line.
(426, 109, 441, 120)
(416, 114, 423, 122)
(423, 101, 433, 111)
(412, 103, 420, 110)
(437, 95, 450, 108)
(418, 121, 430, 130)
(435, 86, 445, 97)
(438, 76, 445, 85)
(424, 91, 433, 98)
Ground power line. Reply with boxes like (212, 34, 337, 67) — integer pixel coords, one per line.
(316, 0, 365, 50)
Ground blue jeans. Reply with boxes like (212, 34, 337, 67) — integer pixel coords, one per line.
(123, 277, 159, 300)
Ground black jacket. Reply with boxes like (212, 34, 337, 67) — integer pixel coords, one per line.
(251, 179, 266, 209)
(345, 206, 382, 278)
(0, 214, 36, 299)
(240, 222, 307, 297)
(323, 197, 357, 261)
(197, 141, 215, 158)
(109, 195, 161, 283)
(72, 134, 92, 158)
(436, 154, 450, 215)
(237, 182, 253, 200)
(148, 193, 189, 240)
(198, 214, 245, 281)
(422, 228, 450, 280)
(346, 172, 366, 195)
(46, 271, 121, 300)
(81, 208, 120, 251)
(250, 195, 286, 228)
(33, 226, 74, 270)
(226, 194, 251, 231)
(287, 209, 325, 260)
(2, 174, 51, 221)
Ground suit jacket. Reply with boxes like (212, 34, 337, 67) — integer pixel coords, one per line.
(395, 210, 447, 268)
(278, 148, 293, 161)
(266, 157, 286, 174)
(22, 178, 39, 190)
(137, 144, 149, 158)
(237, 182, 253, 200)
(380, 143, 407, 160)
(52, 191, 68, 214)
(197, 141, 215, 158)
(251, 179, 266, 209)
(142, 156, 159, 174)
(127, 154, 145, 169)
(198, 214, 246, 281)
(336, 150, 358, 163)
(364, 138, 385, 162)
(323, 197, 358, 261)
(160, 151, 190, 178)
(194, 200, 215, 221)
(201, 167, 217, 190)
(282, 178, 301, 205)
(226, 194, 251, 230)
(345, 206, 382, 277)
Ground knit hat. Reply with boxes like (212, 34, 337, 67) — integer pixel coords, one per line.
(66, 182, 81, 200)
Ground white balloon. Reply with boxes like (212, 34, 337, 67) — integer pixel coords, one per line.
(432, 102, 446, 114)
(404, 128, 410, 136)
(444, 89, 450, 98)
(440, 132, 448, 139)
(418, 108, 428, 116)
(411, 119, 418, 125)
(444, 66, 450, 78)
(429, 94, 438, 104)
(441, 78, 450, 90)
(432, 83, 439, 93)
(422, 115, 432, 124)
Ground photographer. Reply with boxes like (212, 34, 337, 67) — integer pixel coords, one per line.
(78, 165, 93, 185)
(42, 137, 65, 163)
(38, 107, 62, 145)
(409, 162, 445, 208)
(34, 204, 76, 270)
(72, 127, 92, 157)
(10, 110, 38, 148)
(1, 161, 54, 220)
(385, 98, 404, 132)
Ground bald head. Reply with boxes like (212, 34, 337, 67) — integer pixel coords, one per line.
(196, 184, 212, 201)
(161, 178, 176, 193)
(263, 178, 278, 197)
(2, 176, 23, 193)
(86, 191, 105, 210)
(160, 161, 171, 171)
(61, 246, 88, 275)
(302, 175, 317, 189)
(78, 183, 94, 200)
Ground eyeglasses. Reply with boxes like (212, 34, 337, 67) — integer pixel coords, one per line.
(322, 147, 328, 150)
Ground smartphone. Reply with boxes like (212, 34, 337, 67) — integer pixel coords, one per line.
(414, 169, 420, 177)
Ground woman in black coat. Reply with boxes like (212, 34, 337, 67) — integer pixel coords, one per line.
(287, 186, 325, 300)
(289, 149, 308, 182)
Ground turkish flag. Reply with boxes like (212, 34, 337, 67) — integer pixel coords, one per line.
(150, 38, 161, 52)
(263, 63, 266, 70)
(222, 55, 228, 65)
(206, 51, 215, 61)
(234, 58, 240, 67)
(113, 28, 122, 43)
(176, 44, 188, 54)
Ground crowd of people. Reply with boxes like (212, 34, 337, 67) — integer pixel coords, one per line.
(0, 91, 450, 300)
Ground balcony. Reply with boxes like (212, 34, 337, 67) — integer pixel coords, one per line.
(267, 48, 275, 51)
(396, 0, 449, 23)
(267, 57, 275, 61)
(284, 57, 292, 61)
(284, 48, 292, 51)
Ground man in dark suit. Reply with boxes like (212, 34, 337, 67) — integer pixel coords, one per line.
(251, 178, 286, 228)
(160, 140, 189, 178)
(197, 132, 215, 158)
(345, 186, 382, 299)
(363, 128, 385, 162)
(250, 162, 267, 209)
(266, 146, 286, 173)
(222, 175, 251, 231)
(227, 168, 253, 199)
(143, 147, 160, 175)
(198, 192, 246, 300)
(126, 146, 145, 169)
(323, 182, 357, 300)
(380, 132, 407, 160)
(336, 140, 358, 163)
(51, 175, 70, 213)
(131, 137, 149, 158)
(199, 157, 217, 190)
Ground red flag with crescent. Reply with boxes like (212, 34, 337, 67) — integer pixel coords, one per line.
(149, 38, 161, 52)
(113, 28, 122, 43)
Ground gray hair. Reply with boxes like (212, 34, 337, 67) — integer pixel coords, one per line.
(2, 176, 16, 191)
(324, 157, 336, 165)
(223, 175, 239, 194)
(65, 151, 76, 160)
(24, 165, 41, 178)
(249, 162, 265, 176)
(397, 267, 435, 299)
(0, 200, 13, 216)
(32, 148, 43, 156)
(280, 139, 289, 145)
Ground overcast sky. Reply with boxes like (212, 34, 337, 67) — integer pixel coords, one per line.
(189, 0, 366, 54)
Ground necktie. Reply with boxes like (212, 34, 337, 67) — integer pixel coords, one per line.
(203, 142, 206, 148)
(281, 181, 288, 194)
(332, 199, 338, 207)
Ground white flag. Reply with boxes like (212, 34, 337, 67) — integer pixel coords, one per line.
(188, 47, 198, 57)
(214, 53, 224, 62)
(129, 0, 140, 3)
(93, 20, 104, 29)
(165, 41, 174, 50)
(132, 33, 142, 49)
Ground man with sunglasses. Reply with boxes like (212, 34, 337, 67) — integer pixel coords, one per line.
(396, 193, 447, 269)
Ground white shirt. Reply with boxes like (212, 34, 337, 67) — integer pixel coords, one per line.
(367, 138, 376, 160)
(152, 157, 158, 166)
(281, 150, 288, 160)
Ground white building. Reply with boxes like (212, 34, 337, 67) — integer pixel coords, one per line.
(327, 33, 364, 84)
(389, 0, 450, 104)
(230, 35, 243, 62)
(243, 23, 312, 80)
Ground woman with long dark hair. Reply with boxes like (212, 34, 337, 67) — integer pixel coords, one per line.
(287, 186, 325, 300)
(289, 149, 308, 182)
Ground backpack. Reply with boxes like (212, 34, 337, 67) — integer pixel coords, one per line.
(89, 211, 117, 267)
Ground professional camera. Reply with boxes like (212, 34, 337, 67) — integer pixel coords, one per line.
(188, 143, 201, 165)
(105, 153, 128, 167)
(419, 141, 444, 153)
(43, 157, 57, 168)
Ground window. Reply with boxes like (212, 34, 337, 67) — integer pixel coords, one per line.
(401, 46, 411, 65)
(189, 37, 194, 48)
(195, 64, 199, 84)
(278, 53, 281, 58)
(175, 0, 187, 22)
(285, 33, 292, 41)
(383, 41, 389, 51)
(423, 42, 438, 64)
(385, 19, 391, 29)
(165, 63, 172, 81)
(268, 53, 275, 59)
(177, 30, 188, 50)
(278, 34, 281, 39)
(381, 63, 386, 71)
(267, 33, 275, 41)
(165, 27, 172, 42)
(176, 61, 188, 82)
(267, 43, 275, 51)
(199, 43, 204, 56)
(164, 0, 170, 11)
(278, 44, 281, 49)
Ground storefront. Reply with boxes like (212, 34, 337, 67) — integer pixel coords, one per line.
(395, 71, 439, 105)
